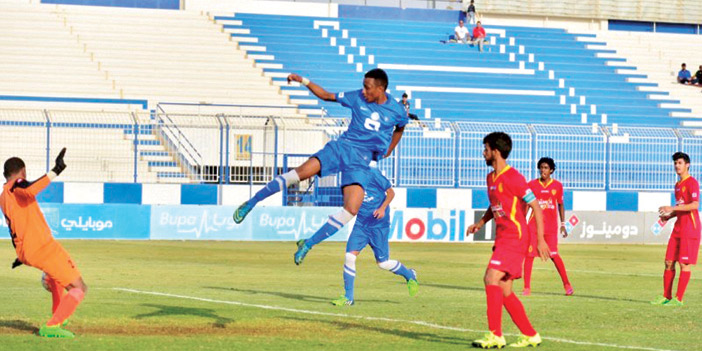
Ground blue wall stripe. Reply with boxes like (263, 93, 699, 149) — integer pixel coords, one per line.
(104, 183, 142, 204)
(562, 191, 573, 211)
(471, 189, 489, 209)
(606, 191, 638, 211)
(37, 182, 64, 203)
(40, 0, 179, 9)
(406, 188, 437, 208)
(181, 184, 218, 205)
(0, 94, 148, 109)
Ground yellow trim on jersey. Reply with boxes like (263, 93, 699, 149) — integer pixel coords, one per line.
(492, 165, 512, 182)
(692, 213, 697, 229)
(510, 196, 522, 239)
(677, 174, 690, 187)
(539, 178, 553, 188)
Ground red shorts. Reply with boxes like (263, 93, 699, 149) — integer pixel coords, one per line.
(25, 241, 81, 287)
(488, 246, 525, 280)
(666, 236, 700, 265)
(527, 233, 559, 258)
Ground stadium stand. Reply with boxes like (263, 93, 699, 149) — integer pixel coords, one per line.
(592, 30, 702, 128)
(216, 13, 690, 127)
(1, 1, 307, 116)
(3, 0, 702, 192)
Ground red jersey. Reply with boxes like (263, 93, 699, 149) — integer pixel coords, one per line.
(487, 165, 535, 251)
(527, 178, 563, 237)
(473, 26, 486, 38)
(673, 175, 701, 239)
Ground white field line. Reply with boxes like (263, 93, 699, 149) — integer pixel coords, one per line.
(114, 287, 679, 351)
(533, 267, 701, 280)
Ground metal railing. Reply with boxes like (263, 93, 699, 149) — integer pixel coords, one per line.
(3, 106, 702, 192)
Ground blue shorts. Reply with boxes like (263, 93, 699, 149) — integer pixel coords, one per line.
(346, 225, 390, 262)
(312, 140, 372, 188)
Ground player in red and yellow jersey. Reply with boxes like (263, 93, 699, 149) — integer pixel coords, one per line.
(523, 157, 573, 296)
(651, 152, 700, 306)
(1, 149, 87, 338)
(467, 132, 549, 349)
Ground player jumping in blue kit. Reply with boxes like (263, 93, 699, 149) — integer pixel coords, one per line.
(330, 164, 418, 306)
(232, 69, 408, 263)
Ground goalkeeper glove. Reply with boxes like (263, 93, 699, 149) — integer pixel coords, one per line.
(52, 148, 67, 176)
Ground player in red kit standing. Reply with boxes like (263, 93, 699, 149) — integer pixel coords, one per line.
(468, 132, 550, 349)
(522, 157, 573, 296)
(651, 152, 700, 306)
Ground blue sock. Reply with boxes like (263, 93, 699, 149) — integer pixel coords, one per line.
(249, 175, 285, 207)
(305, 218, 343, 248)
(343, 265, 356, 301)
(390, 261, 415, 281)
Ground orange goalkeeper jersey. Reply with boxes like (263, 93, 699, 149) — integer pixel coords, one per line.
(0, 175, 54, 262)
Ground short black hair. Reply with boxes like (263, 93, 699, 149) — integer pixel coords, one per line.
(673, 152, 690, 164)
(483, 132, 512, 159)
(537, 157, 556, 171)
(402, 93, 408, 98)
(3, 157, 25, 178)
(365, 68, 388, 90)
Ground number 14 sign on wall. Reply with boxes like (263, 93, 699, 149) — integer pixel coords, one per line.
(236, 134, 252, 160)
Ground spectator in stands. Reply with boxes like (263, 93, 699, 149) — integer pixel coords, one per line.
(470, 21, 487, 52)
(401, 93, 419, 121)
(694, 65, 702, 86)
(467, 0, 476, 25)
(454, 20, 470, 44)
(678, 63, 692, 84)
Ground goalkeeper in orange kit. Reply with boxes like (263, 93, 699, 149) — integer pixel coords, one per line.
(1, 148, 87, 338)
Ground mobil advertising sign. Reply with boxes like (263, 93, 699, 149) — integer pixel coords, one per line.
(387, 209, 475, 242)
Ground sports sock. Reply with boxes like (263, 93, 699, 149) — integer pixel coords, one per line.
(343, 253, 357, 301)
(306, 209, 354, 248)
(663, 269, 675, 300)
(485, 285, 503, 337)
(551, 254, 571, 286)
(676, 271, 691, 301)
(47, 288, 84, 326)
(503, 292, 537, 337)
(523, 257, 534, 290)
(249, 170, 300, 207)
(378, 260, 414, 281)
(47, 277, 65, 314)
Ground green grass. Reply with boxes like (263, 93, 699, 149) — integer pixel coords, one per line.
(0, 240, 698, 350)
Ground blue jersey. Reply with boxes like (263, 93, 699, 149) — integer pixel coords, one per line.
(336, 89, 408, 156)
(356, 168, 393, 229)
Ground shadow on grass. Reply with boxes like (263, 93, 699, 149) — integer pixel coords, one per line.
(0, 319, 38, 334)
(134, 304, 234, 328)
(204, 286, 400, 305)
(282, 316, 473, 346)
(422, 283, 650, 304)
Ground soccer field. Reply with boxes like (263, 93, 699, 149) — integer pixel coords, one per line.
(0, 241, 698, 351)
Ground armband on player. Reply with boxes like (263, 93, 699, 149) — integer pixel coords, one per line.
(301, 77, 310, 86)
(560, 222, 566, 228)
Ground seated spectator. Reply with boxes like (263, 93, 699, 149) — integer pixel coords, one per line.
(678, 63, 692, 84)
(470, 21, 486, 52)
(454, 20, 469, 44)
(694, 65, 702, 85)
(401, 93, 419, 121)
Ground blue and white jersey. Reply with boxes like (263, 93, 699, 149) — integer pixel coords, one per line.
(336, 89, 408, 156)
(355, 168, 393, 229)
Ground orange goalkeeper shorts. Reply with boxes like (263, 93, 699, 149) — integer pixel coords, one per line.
(26, 241, 81, 287)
